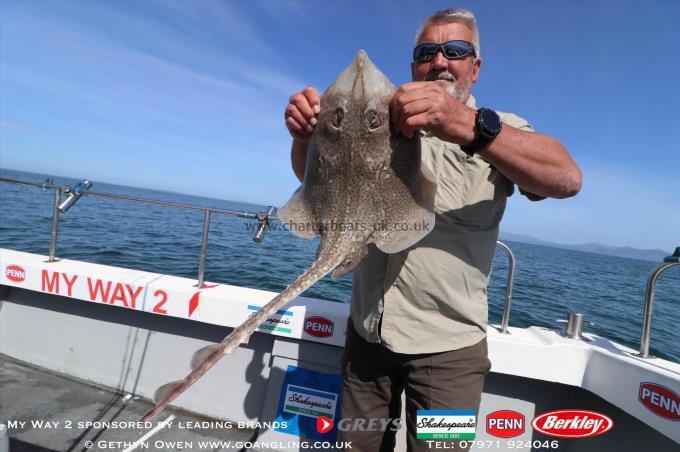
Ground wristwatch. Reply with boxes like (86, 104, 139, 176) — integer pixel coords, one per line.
(460, 108, 502, 156)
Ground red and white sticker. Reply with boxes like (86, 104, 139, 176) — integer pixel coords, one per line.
(486, 410, 525, 438)
(531, 409, 613, 438)
(639, 382, 680, 421)
(5, 265, 25, 282)
(316, 416, 334, 434)
(305, 316, 334, 338)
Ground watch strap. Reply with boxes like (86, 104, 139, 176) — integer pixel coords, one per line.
(460, 108, 501, 156)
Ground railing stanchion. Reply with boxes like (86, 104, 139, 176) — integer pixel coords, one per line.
(48, 188, 61, 262)
(196, 210, 212, 287)
(496, 241, 516, 334)
(636, 247, 680, 359)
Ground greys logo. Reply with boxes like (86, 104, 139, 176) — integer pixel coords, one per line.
(336, 417, 402, 432)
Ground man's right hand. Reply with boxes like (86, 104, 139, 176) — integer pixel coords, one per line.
(285, 86, 320, 142)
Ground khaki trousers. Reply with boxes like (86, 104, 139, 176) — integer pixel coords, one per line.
(338, 321, 491, 452)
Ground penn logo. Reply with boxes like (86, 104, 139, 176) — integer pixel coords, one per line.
(486, 410, 525, 438)
(304, 316, 334, 338)
(531, 410, 613, 438)
(639, 382, 680, 421)
(5, 265, 26, 282)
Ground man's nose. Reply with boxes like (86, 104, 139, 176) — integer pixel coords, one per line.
(431, 49, 448, 69)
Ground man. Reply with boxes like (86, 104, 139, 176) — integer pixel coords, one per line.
(284, 8, 581, 452)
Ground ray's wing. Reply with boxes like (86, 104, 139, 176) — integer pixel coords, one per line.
(373, 136, 437, 253)
(278, 185, 318, 240)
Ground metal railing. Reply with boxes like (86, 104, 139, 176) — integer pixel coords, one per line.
(1, 176, 518, 312)
(636, 247, 680, 359)
(0, 176, 278, 287)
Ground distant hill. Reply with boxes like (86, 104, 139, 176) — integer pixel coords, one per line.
(499, 232, 671, 262)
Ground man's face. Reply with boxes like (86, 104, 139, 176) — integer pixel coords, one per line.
(411, 22, 481, 102)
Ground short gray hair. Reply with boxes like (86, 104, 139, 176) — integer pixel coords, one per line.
(414, 8, 480, 59)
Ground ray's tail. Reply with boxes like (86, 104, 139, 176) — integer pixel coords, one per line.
(140, 253, 341, 421)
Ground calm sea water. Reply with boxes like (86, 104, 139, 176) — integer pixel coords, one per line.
(1, 169, 678, 362)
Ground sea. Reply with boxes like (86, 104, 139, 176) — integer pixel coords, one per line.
(1, 169, 678, 362)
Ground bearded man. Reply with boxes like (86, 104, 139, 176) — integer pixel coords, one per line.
(284, 8, 581, 452)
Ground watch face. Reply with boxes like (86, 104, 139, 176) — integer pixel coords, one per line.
(479, 108, 502, 135)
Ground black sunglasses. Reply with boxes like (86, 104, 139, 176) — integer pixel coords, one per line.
(413, 40, 476, 62)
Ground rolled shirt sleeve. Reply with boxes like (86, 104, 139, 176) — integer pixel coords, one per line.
(498, 112, 546, 202)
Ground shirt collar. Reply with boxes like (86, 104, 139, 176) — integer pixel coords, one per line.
(466, 93, 477, 109)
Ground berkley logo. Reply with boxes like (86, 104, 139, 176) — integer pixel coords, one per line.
(5, 265, 25, 282)
(486, 410, 525, 438)
(531, 410, 613, 438)
(304, 316, 334, 338)
(639, 382, 680, 421)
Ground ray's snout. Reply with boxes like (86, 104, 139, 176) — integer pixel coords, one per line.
(328, 50, 394, 98)
(355, 49, 368, 67)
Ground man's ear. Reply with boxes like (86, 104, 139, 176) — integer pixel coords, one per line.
(411, 62, 415, 80)
(471, 57, 482, 84)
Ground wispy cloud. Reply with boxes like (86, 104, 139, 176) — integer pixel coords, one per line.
(0, 120, 36, 134)
(256, 0, 310, 22)
(1, 9, 301, 138)
(0, 3, 303, 204)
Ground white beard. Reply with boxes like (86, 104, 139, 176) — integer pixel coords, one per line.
(425, 69, 473, 103)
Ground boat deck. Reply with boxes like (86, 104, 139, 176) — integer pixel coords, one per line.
(1, 354, 271, 452)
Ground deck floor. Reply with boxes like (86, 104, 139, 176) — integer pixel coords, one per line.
(0, 354, 273, 451)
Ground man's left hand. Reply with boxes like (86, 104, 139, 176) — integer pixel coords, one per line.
(390, 81, 477, 145)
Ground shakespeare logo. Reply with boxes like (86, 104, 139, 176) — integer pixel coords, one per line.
(416, 410, 476, 440)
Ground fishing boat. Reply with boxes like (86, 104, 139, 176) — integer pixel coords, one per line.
(0, 176, 678, 451)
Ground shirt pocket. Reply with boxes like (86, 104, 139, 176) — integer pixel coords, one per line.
(433, 143, 468, 215)
(438, 151, 511, 230)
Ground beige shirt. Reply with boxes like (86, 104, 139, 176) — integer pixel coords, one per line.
(350, 95, 534, 354)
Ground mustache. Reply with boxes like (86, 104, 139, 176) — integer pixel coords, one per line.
(424, 71, 456, 82)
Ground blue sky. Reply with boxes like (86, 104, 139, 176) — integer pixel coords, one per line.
(1, 0, 678, 251)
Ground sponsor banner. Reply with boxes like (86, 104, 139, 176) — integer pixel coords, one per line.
(248, 305, 294, 334)
(275, 365, 342, 442)
(531, 409, 613, 438)
(416, 410, 476, 440)
(486, 410, 525, 438)
(0, 249, 349, 347)
(639, 382, 680, 421)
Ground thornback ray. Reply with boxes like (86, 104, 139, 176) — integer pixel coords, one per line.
(140, 50, 436, 421)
